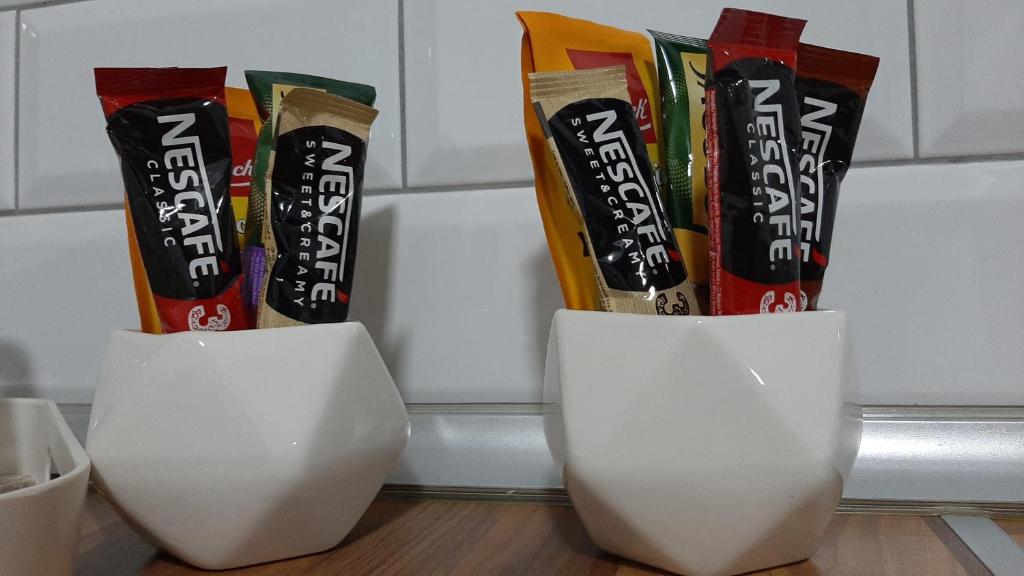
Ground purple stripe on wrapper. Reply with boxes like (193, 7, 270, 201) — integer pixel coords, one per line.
(242, 246, 266, 312)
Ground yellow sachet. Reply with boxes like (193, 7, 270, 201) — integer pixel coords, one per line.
(518, 11, 663, 310)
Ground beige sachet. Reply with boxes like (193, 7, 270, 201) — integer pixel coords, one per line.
(530, 66, 699, 315)
(257, 88, 378, 328)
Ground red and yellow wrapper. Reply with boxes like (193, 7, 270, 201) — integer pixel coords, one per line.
(97, 67, 250, 333)
(518, 11, 663, 311)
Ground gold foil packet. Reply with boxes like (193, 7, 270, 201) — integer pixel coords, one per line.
(256, 88, 378, 328)
(518, 11, 664, 312)
(530, 66, 698, 315)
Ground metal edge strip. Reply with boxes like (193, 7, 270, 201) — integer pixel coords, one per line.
(862, 405, 1024, 422)
(378, 486, 1024, 518)
(60, 404, 1024, 510)
(942, 515, 1024, 576)
(380, 484, 571, 504)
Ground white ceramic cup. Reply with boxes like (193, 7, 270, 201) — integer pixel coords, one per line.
(87, 322, 409, 570)
(0, 398, 91, 576)
(544, 310, 860, 576)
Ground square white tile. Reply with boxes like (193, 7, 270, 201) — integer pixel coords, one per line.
(820, 161, 1024, 405)
(0, 209, 138, 404)
(4, 165, 1023, 406)
(349, 187, 562, 403)
(0, 11, 14, 211)
(0, 187, 559, 405)
(18, 0, 401, 210)
(915, 0, 1024, 157)
(404, 0, 913, 188)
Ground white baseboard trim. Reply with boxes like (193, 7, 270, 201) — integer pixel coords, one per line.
(60, 404, 1024, 505)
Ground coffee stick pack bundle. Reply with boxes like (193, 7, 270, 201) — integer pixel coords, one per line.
(256, 88, 378, 328)
(705, 9, 806, 315)
(531, 66, 698, 316)
(649, 31, 711, 309)
(242, 71, 376, 313)
(97, 67, 250, 333)
(225, 87, 261, 250)
(518, 11, 663, 312)
(796, 44, 878, 310)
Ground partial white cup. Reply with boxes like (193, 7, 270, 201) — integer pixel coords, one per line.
(0, 398, 91, 576)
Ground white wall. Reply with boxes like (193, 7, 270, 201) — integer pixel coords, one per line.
(0, 0, 1022, 485)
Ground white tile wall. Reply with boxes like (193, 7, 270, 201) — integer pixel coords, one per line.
(16, 0, 401, 210)
(821, 161, 1024, 404)
(915, 0, 1024, 158)
(0, 209, 137, 404)
(5, 165, 1023, 406)
(403, 0, 913, 188)
(2, 0, 1024, 491)
(349, 187, 561, 403)
(0, 188, 559, 405)
(0, 11, 14, 211)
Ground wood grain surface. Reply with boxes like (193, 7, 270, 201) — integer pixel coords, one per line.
(76, 490, 1023, 576)
(995, 518, 1024, 548)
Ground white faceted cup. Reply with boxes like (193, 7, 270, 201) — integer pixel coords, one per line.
(0, 399, 91, 576)
(544, 310, 860, 576)
(87, 322, 409, 570)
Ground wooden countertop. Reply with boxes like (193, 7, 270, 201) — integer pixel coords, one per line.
(77, 489, 1019, 575)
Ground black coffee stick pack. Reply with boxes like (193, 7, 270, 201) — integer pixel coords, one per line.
(795, 43, 879, 310)
(257, 88, 379, 328)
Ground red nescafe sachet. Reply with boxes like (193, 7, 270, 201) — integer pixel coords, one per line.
(796, 44, 879, 310)
(706, 9, 806, 315)
(97, 67, 250, 333)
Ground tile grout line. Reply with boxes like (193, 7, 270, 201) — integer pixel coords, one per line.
(7, 147, 1024, 218)
(9, 146, 1024, 218)
(397, 0, 408, 189)
(12, 9, 20, 210)
(906, 0, 921, 159)
(0, 0, 88, 13)
(0, 202, 123, 217)
(370, 179, 537, 195)
(0, 0, 1012, 216)
(854, 152, 1024, 168)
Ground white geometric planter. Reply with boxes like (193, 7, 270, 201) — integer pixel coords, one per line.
(87, 322, 409, 570)
(544, 310, 860, 576)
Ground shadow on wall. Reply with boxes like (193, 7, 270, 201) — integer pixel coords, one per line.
(854, 113, 905, 160)
(926, 108, 1024, 157)
(528, 243, 564, 393)
(350, 204, 408, 386)
(0, 340, 37, 398)
(335, 187, 564, 402)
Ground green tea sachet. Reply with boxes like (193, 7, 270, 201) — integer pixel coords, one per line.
(649, 31, 710, 309)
